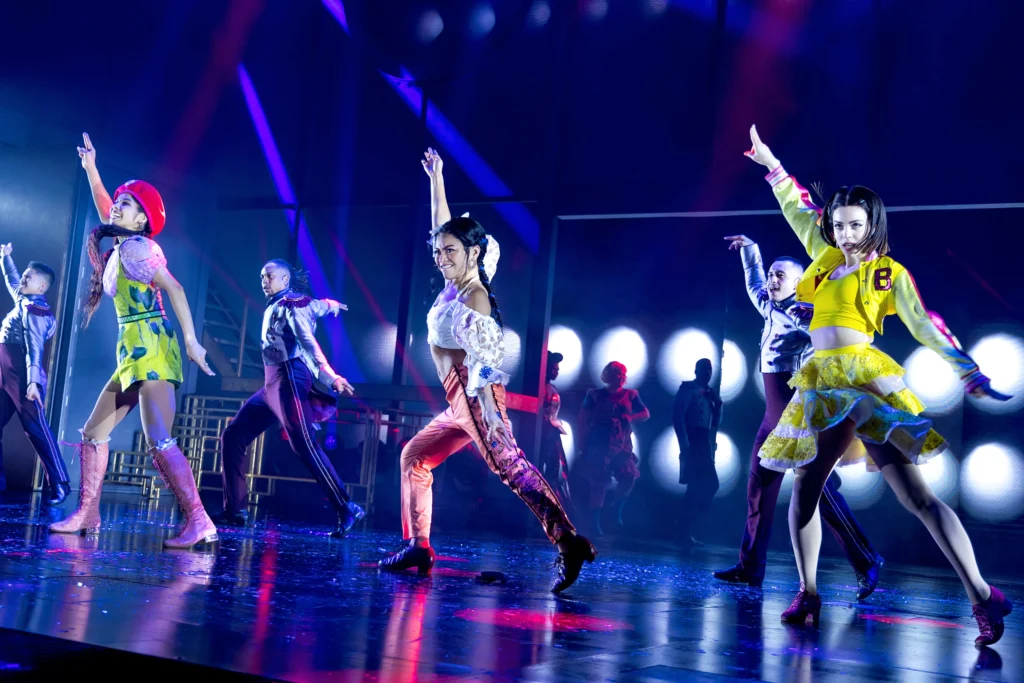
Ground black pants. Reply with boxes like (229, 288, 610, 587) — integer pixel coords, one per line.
(221, 359, 351, 514)
(0, 344, 68, 491)
(679, 427, 719, 534)
(738, 372, 878, 580)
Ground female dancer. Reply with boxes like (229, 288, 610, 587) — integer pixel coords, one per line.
(574, 361, 648, 535)
(745, 125, 1012, 646)
(50, 133, 218, 549)
(378, 148, 595, 593)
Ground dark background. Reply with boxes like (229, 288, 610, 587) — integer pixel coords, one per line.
(1, 0, 1022, 567)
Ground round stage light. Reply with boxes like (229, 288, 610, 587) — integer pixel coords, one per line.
(657, 328, 718, 394)
(469, 3, 495, 37)
(590, 326, 648, 388)
(548, 324, 584, 387)
(416, 10, 444, 42)
(917, 450, 959, 505)
(561, 422, 576, 468)
(720, 340, 748, 402)
(754, 369, 766, 399)
(966, 333, 1024, 414)
(831, 461, 885, 510)
(499, 327, 522, 376)
(903, 347, 962, 415)
(961, 443, 1024, 522)
(527, 0, 551, 28)
(648, 428, 740, 497)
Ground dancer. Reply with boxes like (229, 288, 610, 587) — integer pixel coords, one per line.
(50, 133, 218, 549)
(575, 361, 648, 535)
(713, 235, 883, 598)
(745, 125, 1012, 645)
(218, 259, 364, 538)
(0, 244, 69, 504)
(537, 350, 572, 510)
(673, 359, 721, 546)
(379, 148, 595, 593)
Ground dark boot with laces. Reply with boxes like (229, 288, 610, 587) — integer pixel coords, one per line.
(973, 585, 1013, 647)
(551, 534, 597, 593)
(855, 555, 884, 600)
(379, 543, 436, 575)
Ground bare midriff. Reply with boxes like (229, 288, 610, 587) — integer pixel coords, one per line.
(431, 345, 467, 382)
(810, 326, 872, 352)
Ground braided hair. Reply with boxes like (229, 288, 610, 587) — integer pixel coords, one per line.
(82, 223, 153, 328)
(265, 259, 312, 294)
(433, 216, 503, 327)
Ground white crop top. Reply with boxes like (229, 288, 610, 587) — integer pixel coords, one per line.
(427, 282, 509, 397)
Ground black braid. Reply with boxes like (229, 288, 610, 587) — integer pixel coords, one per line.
(477, 260, 503, 328)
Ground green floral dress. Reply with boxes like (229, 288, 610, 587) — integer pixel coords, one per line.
(102, 236, 183, 390)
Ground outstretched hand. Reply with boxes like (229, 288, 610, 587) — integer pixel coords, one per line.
(332, 376, 355, 395)
(0, 243, 11, 258)
(743, 125, 781, 170)
(325, 299, 348, 316)
(187, 340, 216, 376)
(77, 132, 97, 171)
(970, 380, 1012, 402)
(724, 235, 753, 250)
(422, 147, 443, 179)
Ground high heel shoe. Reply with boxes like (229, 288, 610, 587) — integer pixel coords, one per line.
(781, 587, 822, 626)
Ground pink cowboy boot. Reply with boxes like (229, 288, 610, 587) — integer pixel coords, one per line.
(150, 441, 219, 549)
(49, 438, 109, 534)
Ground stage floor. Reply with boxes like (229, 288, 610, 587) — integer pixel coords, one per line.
(0, 493, 1020, 682)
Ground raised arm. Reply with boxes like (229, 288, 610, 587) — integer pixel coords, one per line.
(892, 270, 1006, 401)
(744, 125, 829, 259)
(0, 245, 21, 301)
(422, 147, 452, 231)
(77, 133, 113, 223)
(725, 235, 769, 314)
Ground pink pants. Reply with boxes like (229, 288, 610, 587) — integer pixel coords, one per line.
(400, 365, 576, 543)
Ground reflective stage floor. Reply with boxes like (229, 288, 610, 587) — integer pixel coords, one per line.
(0, 493, 1020, 682)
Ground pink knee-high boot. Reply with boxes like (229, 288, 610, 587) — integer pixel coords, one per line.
(150, 441, 219, 549)
(49, 438, 109, 534)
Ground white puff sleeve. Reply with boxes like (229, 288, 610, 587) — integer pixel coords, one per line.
(451, 303, 510, 397)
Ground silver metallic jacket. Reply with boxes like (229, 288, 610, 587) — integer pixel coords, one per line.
(741, 242, 814, 374)
(261, 289, 342, 386)
(1, 255, 57, 392)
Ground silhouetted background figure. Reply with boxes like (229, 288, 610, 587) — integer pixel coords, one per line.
(538, 351, 573, 511)
(674, 358, 722, 547)
(573, 361, 649, 536)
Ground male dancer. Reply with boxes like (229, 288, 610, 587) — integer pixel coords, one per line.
(674, 358, 722, 546)
(218, 259, 364, 538)
(0, 243, 69, 504)
(714, 235, 883, 599)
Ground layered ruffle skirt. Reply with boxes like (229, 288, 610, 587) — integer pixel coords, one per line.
(758, 343, 948, 472)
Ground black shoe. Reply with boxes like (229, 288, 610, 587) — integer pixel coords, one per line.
(378, 544, 436, 574)
(330, 502, 365, 539)
(855, 556, 884, 600)
(213, 509, 249, 526)
(47, 481, 72, 506)
(551, 534, 598, 594)
(713, 564, 764, 588)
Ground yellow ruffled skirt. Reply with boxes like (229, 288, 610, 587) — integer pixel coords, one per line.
(758, 343, 947, 472)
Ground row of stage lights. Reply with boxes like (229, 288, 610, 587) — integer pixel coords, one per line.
(546, 324, 1024, 522)
(414, 1, 669, 43)
(364, 322, 1024, 521)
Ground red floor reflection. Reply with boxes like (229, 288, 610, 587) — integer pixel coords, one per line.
(859, 614, 964, 629)
(454, 607, 634, 632)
